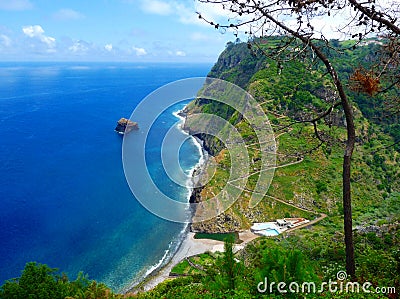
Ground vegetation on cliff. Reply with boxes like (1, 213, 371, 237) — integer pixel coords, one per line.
(1, 38, 399, 298)
(185, 38, 399, 235)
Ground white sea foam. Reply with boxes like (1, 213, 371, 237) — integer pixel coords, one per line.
(173, 106, 206, 193)
(143, 247, 170, 278)
(143, 222, 189, 278)
(123, 223, 189, 293)
(125, 105, 204, 292)
(172, 109, 187, 133)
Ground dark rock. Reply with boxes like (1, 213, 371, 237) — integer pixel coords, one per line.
(115, 118, 138, 135)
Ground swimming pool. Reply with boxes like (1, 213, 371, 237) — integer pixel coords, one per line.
(256, 229, 280, 236)
(251, 222, 278, 231)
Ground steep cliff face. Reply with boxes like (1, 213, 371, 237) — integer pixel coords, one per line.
(185, 39, 400, 233)
(182, 98, 235, 156)
(208, 42, 267, 89)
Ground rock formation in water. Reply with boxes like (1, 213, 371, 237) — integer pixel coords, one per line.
(115, 118, 139, 135)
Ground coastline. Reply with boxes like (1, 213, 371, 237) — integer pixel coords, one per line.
(127, 231, 222, 293)
(126, 230, 260, 294)
(123, 105, 206, 294)
(123, 104, 261, 295)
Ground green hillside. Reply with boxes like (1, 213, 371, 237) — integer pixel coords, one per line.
(132, 38, 399, 298)
(1, 38, 399, 299)
(185, 38, 399, 234)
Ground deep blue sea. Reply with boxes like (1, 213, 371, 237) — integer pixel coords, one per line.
(0, 62, 211, 291)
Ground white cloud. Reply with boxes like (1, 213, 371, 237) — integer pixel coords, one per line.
(136, 1, 234, 28)
(191, 1, 235, 26)
(105, 44, 113, 52)
(0, 0, 32, 11)
(0, 34, 11, 47)
(133, 46, 147, 56)
(309, 16, 348, 40)
(192, 0, 399, 40)
(52, 8, 85, 21)
(22, 25, 56, 48)
(173, 3, 203, 26)
(141, 0, 172, 15)
(195, 1, 233, 18)
(175, 50, 186, 57)
(69, 40, 89, 54)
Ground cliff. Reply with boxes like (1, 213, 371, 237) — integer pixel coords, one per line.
(185, 38, 400, 233)
(207, 41, 268, 89)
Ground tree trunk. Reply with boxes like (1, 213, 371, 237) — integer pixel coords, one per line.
(343, 154, 355, 277)
(263, 13, 358, 276)
(307, 44, 357, 279)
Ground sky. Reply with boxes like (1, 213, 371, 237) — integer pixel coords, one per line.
(0, 0, 235, 62)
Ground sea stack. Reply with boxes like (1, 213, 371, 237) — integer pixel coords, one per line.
(115, 118, 139, 135)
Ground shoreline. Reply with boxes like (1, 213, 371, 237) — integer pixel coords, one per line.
(126, 231, 221, 293)
(123, 104, 261, 295)
(123, 104, 206, 294)
(126, 230, 260, 294)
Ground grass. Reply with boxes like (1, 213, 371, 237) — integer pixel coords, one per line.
(170, 260, 191, 276)
(190, 253, 216, 268)
(170, 252, 219, 277)
(189, 64, 399, 234)
(194, 232, 240, 243)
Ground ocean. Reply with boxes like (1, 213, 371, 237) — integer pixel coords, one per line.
(0, 62, 211, 292)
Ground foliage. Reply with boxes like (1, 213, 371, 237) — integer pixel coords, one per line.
(0, 262, 118, 299)
(0, 262, 69, 299)
(194, 232, 239, 242)
(200, 236, 244, 293)
(2, 36, 400, 299)
(349, 67, 381, 96)
(3, 221, 399, 299)
(138, 226, 400, 298)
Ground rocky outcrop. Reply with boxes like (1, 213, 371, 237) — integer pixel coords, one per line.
(191, 212, 241, 233)
(208, 42, 267, 89)
(115, 118, 138, 135)
(354, 222, 399, 236)
(181, 104, 226, 156)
